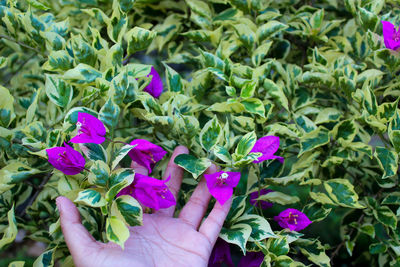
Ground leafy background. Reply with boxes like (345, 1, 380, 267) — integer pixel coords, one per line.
(1, 0, 400, 266)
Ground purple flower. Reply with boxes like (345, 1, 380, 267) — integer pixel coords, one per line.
(117, 173, 175, 210)
(46, 142, 85, 175)
(238, 252, 264, 267)
(128, 139, 167, 174)
(69, 112, 106, 144)
(249, 189, 274, 209)
(208, 238, 234, 267)
(382, 21, 400, 51)
(274, 208, 312, 231)
(144, 66, 163, 98)
(204, 171, 240, 205)
(250, 135, 284, 164)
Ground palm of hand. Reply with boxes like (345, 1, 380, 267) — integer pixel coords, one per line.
(57, 147, 231, 267)
(96, 214, 212, 267)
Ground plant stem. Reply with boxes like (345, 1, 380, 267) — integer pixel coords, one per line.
(19, 171, 53, 217)
(0, 34, 43, 55)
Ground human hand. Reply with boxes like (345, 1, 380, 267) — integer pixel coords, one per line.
(56, 146, 232, 267)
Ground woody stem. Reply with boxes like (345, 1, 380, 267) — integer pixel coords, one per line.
(106, 137, 129, 145)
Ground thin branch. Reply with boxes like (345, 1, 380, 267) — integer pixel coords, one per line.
(329, 214, 364, 261)
(0, 34, 43, 55)
(3, 53, 36, 86)
(18, 171, 53, 217)
(11, 138, 40, 152)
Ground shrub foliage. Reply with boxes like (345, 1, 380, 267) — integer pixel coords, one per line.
(1, 0, 400, 266)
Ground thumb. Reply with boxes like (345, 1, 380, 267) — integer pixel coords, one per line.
(56, 196, 100, 260)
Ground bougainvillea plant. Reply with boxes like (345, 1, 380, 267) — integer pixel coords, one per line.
(1, 0, 400, 266)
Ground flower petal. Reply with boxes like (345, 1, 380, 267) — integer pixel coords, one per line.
(46, 143, 85, 175)
(382, 21, 396, 50)
(144, 67, 163, 98)
(70, 112, 106, 144)
(274, 208, 312, 231)
(128, 139, 167, 173)
(224, 171, 241, 187)
(251, 135, 280, 155)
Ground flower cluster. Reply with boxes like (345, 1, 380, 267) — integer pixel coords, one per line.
(204, 135, 284, 205)
(46, 68, 174, 210)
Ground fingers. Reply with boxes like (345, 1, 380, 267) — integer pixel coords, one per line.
(178, 164, 217, 229)
(57, 196, 100, 261)
(131, 161, 149, 176)
(155, 145, 188, 216)
(198, 197, 232, 247)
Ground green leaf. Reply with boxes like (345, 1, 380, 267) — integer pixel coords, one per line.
(233, 24, 256, 49)
(332, 120, 357, 144)
(70, 35, 97, 66)
(303, 203, 332, 222)
(295, 115, 317, 133)
(125, 63, 152, 78)
(186, 0, 212, 20)
(241, 98, 265, 117)
(32, 248, 55, 267)
(213, 145, 232, 164)
(382, 193, 400, 205)
(359, 224, 375, 238)
(299, 127, 330, 156)
(0, 161, 41, 186)
(220, 223, 252, 254)
(295, 239, 330, 267)
(200, 116, 223, 151)
(88, 160, 110, 187)
(113, 195, 143, 227)
(0, 205, 17, 249)
(174, 154, 211, 179)
(257, 191, 300, 205)
(126, 27, 156, 54)
(75, 189, 107, 207)
(0, 85, 15, 127)
(369, 243, 387, 254)
(374, 147, 398, 179)
(107, 10, 127, 43)
(226, 195, 246, 222)
(240, 80, 257, 98)
(63, 64, 102, 84)
(164, 63, 184, 93)
(268, 236, 290, 256)
(111, 144, 137, 170)
(373, 206, 397, 230)
(257, 20, 288, 42)
(109, 71, 128, 105)
(118, 0, 135, 13)
(80, 143, 108, 162)
(234, 214, 277, 241)
(99, 97, 120, 129)
(235, 131, 257, 157)
(27, 0, 50, 10)
(106, 169, 134, 201)
(8, 261, 25, 267)
(263, 79, 288, 111)
(358, 7, 378, 31)
(201, 51, 226, 72)
(252, 41, 272, 66)
(44, 50, 74, 71)
(324, 179, 364, 209)
(209, 101, 245, 113)
(106, 216, 130, 249)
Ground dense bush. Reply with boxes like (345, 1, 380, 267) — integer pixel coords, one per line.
(1, 0, 400, 266)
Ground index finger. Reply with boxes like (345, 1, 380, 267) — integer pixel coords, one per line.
(155, 145, 188, 216)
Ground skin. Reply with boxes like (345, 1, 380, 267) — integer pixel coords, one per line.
(57, 146, 232, 267)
